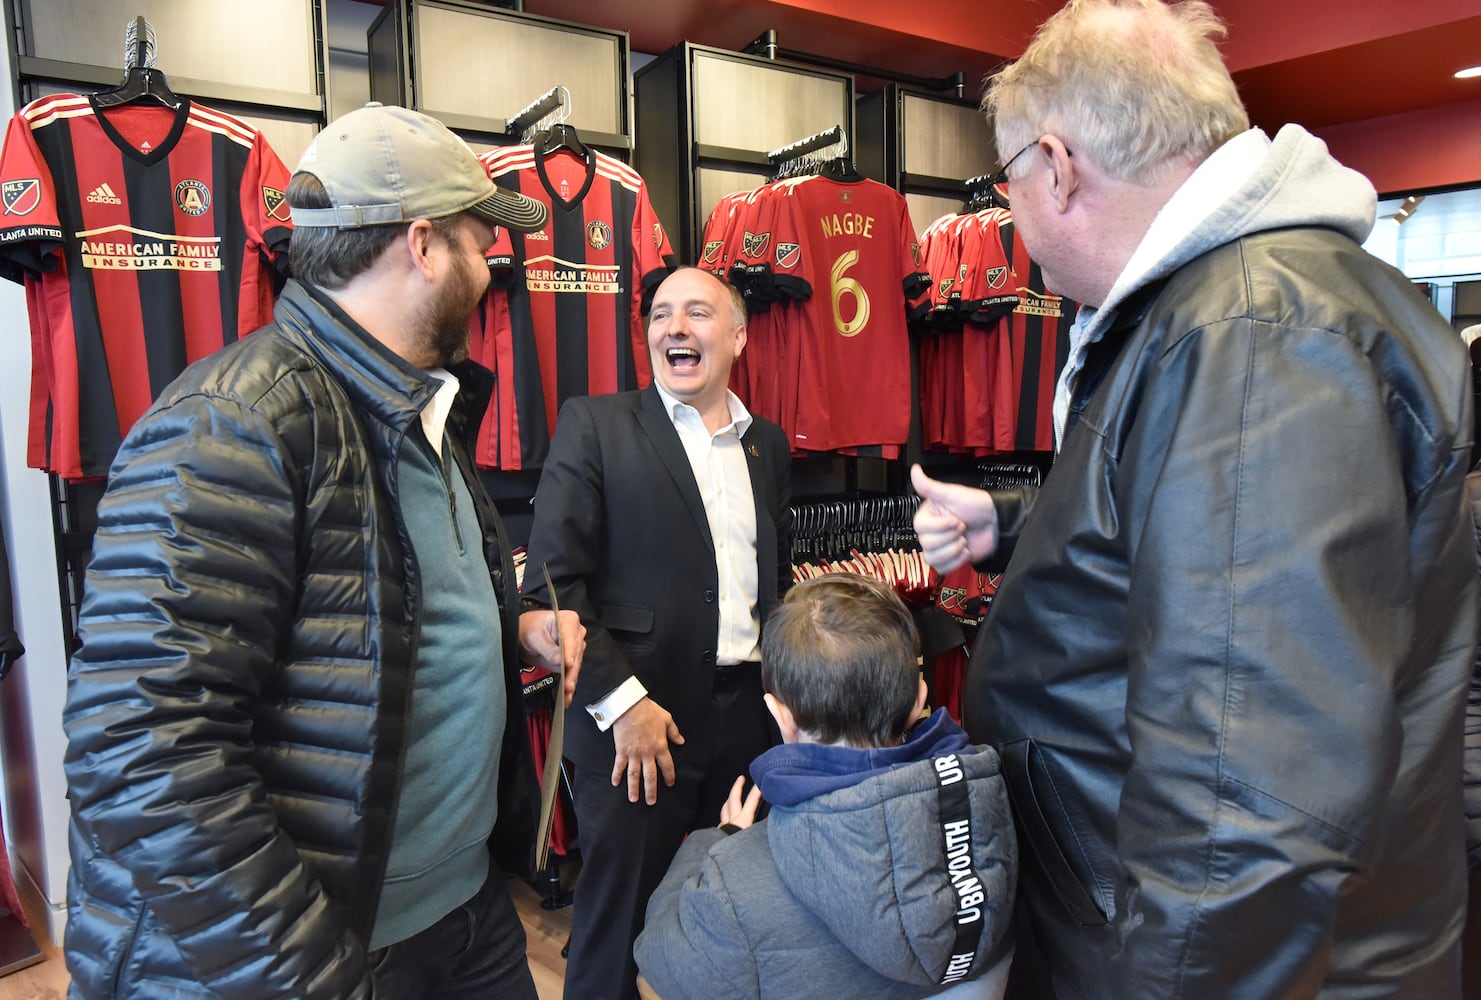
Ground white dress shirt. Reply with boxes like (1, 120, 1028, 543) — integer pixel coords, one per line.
(587, 385, 762, 731)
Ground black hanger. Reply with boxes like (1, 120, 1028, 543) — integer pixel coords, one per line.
(820, 155, 861, 182)
(93, 65, 182, 111)
(93, 17, 181, 111)
(535, 122, 589, 161)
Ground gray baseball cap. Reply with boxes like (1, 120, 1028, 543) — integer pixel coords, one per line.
(290, 103, 547, 232)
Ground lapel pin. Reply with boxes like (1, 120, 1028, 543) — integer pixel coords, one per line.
(748, 443, 759, 457)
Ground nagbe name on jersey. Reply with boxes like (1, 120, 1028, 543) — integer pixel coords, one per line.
(80, 237, 222, 271)
(818, 212, 876, 239)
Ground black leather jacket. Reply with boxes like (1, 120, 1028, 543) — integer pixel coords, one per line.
(62, 281, 534, 1000)
(968, 228, 1475, 998)
(1465, 467, 1481, 872)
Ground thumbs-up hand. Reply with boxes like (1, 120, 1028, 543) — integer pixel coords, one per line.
(910, 464, 1000, 573)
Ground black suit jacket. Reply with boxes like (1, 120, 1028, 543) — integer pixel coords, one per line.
(523, 385, 791, 773)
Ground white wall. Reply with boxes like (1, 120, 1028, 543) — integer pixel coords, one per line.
(0, 41, 74, 945)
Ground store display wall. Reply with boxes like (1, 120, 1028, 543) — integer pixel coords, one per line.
(0, 0, 1475, 952)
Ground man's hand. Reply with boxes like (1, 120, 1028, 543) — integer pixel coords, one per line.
(911, 464, 1000, 573)
(517, 609, 586, 707)
(611, 697, 684, 805)
(719, 776, 762, 831)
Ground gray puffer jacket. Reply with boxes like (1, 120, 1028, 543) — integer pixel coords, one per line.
(635, 710, 1015, 999)
(62, 280, 534, 1000)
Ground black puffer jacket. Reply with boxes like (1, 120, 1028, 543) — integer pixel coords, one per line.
(62, 281, 533, 1000)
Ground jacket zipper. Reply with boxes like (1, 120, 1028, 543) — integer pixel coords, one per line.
(434, 434, 465, 554)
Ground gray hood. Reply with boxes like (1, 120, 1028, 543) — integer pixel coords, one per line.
(766, 749, 1015, 988)
(1053, 124, 1378, 441)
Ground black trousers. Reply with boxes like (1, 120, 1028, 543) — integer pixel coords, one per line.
(562, 662, 776, 1000)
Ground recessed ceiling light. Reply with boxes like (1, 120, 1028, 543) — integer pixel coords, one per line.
(1456, 65, 1481, 79)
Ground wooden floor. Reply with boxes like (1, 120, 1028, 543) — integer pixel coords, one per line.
(0, 874, 576, 1000)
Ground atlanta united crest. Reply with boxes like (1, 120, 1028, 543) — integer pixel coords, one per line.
(587, 219, 612, 250)
(175, 179, 211, 216)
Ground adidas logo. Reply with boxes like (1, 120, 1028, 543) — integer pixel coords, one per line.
(85, 182, 122, 205)
(524, 230, 549, 241)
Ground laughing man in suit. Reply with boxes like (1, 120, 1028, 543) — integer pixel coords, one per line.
(522, 265, 792, 1000)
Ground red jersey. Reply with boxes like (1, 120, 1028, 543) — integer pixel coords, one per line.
(959, 210, 1019, 453)
(0, 94, 292, 480)
(740, 175, 927, 453)
(996, 212, 1075, 452)
(471, 144, 675, 470)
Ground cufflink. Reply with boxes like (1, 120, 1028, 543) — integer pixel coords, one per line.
(594, 712, 605, 722)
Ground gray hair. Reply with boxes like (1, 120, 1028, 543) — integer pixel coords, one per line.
(984, 0, 1249, 184)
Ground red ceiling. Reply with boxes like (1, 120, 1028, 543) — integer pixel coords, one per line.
(356, 0, 1481, 187)
(507, 0, 1481, 136)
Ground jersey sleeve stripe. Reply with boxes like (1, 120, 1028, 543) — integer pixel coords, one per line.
(188, 106, 258, 144)
(24, 97, 94, 130)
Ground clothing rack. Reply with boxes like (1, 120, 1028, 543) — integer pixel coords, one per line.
(789, 494, 919, 564)
(962, 173, 1000, 213)
(506, 84, 570, 143)
(93, 15, 181, 111)
(976, 461, 1041, 490)
(124, 14, 153, 71)
(766, 125, 849, 176)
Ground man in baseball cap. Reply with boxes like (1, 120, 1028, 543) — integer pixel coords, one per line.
(291, 101, 547, 233)
(61, 102, 582, 1000)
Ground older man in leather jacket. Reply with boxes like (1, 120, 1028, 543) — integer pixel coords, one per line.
(913, 2, 1475, 997)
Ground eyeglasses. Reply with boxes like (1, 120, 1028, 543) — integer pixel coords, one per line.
(989, 139, 1041, 207)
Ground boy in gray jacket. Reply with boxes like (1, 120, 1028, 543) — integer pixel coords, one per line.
(635, 573, 1015, 999)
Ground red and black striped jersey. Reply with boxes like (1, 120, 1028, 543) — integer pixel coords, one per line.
(915, 207, 1073, 455)
(0, 94, 292, 481)
(470, 144, 675, 470)
(996, 213, 1074, 452)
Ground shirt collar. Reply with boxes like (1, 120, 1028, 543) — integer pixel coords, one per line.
(653, 381, 753, 437)
(419, 368, 461, 455)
